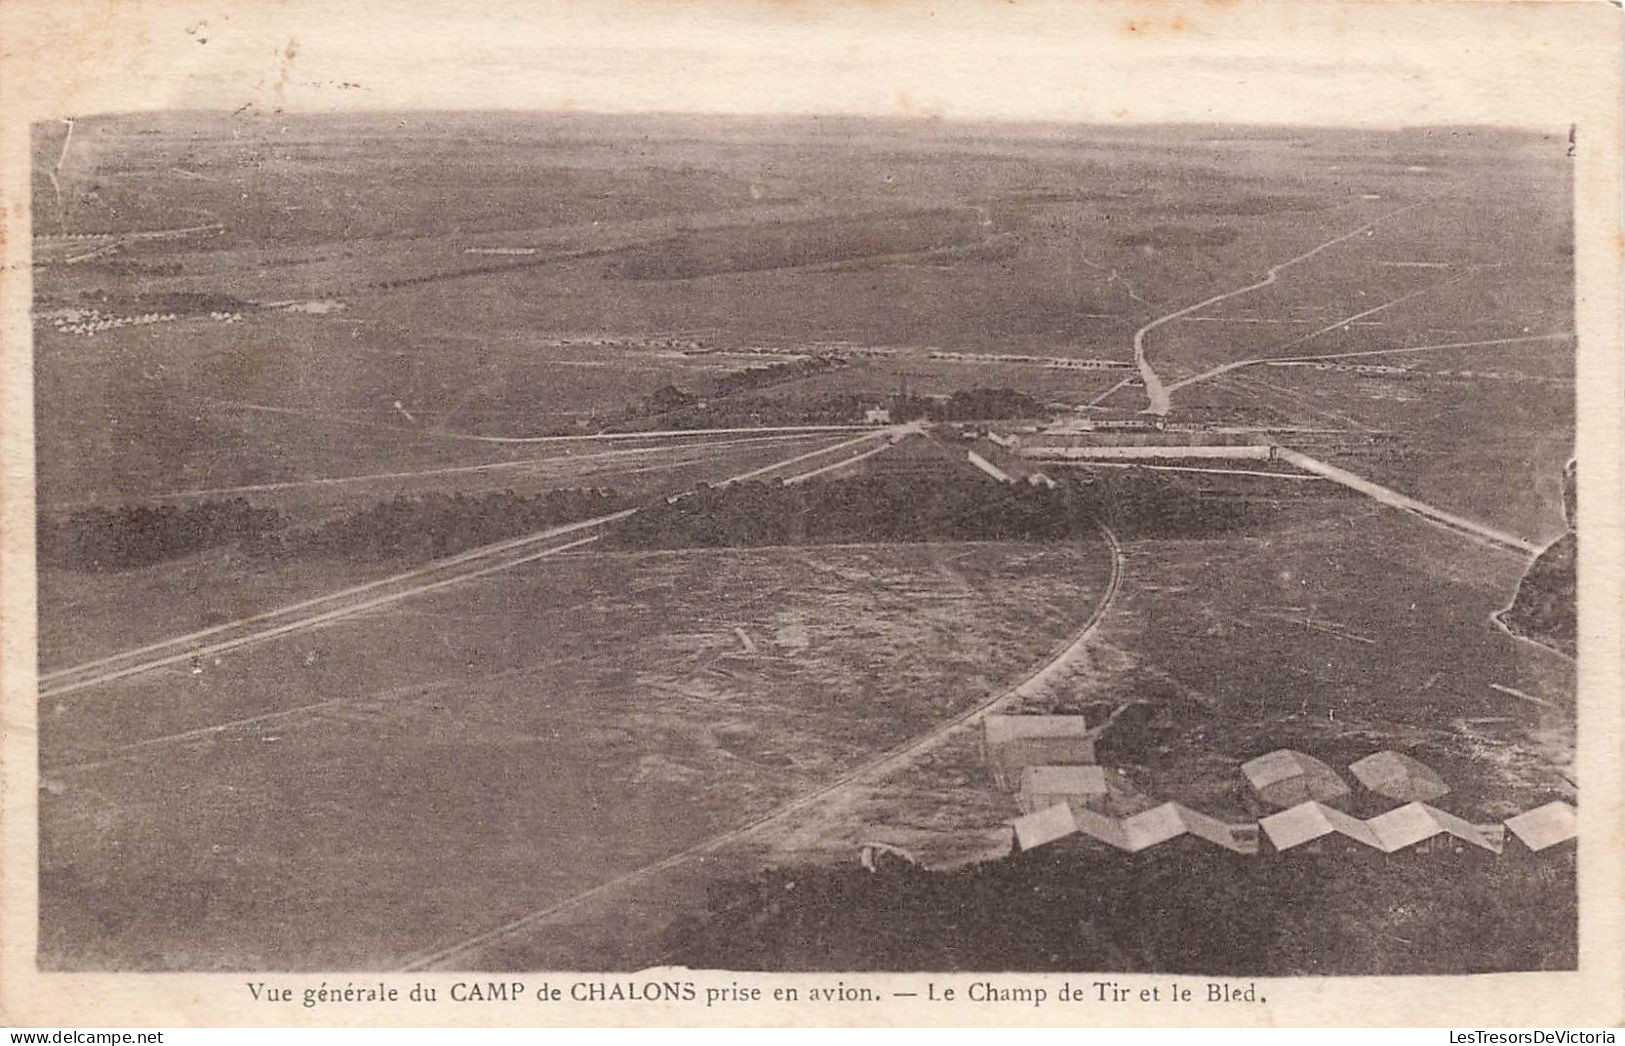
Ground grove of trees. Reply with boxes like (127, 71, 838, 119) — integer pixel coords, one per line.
(38, 462, 1268, 573)
(269, 489, 627, 562)
(608, 467, 1263, 551)
(38, 488, 627, 571)
(613, 385, 1044, 433)
(38, 499, 284, 571)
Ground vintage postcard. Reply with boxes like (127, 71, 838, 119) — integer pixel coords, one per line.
(0, 0, 1620, 1029)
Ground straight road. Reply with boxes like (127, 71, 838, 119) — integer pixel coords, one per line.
(38, 431, 828, 510)
(38, 515, 634, 699)
(1274, 448, 1539, 555)
(39, 428, 900, 698)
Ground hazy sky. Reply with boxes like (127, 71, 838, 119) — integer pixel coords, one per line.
(4, 0, 1616, 128)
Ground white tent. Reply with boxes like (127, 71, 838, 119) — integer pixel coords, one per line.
(1010, 802, 1081, 852)
(1350, 751, 1451, 803)
(1242, 749, 1351, 807)
(1505, 801, 1578, 852)
(1259, 801, 1379, 851)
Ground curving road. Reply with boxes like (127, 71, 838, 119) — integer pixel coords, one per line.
(396, 521, 1123, 971)
(1131, 201, 1426, 415)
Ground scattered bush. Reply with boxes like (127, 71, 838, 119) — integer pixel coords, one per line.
(1498, 532, 1576, 656)
(137, 290, 250, 314)
(664, 842, 1576, 974)
(709, 356, 844, 398)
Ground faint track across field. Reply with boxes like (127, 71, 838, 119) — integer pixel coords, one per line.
(38, 430, 898, 698)
(1132, 200, 1428, 414)
(38, 431, 827, 510)
(395, 521, 1122, 972)
(1166, 332, 1573, 397)
(37, 520, 634, 699)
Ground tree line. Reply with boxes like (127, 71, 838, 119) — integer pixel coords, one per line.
(606, 467, 1262, 551)
(38, 489, 626, 572)
(610, 386, 1045, 433)
(269, 488, 627, 562)
(38, 499, 284, 572)
(662, 833, 1574, 975)
(40, 462, 1264, 573)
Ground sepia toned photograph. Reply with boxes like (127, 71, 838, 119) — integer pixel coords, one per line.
(2, 0, 1621, 1028)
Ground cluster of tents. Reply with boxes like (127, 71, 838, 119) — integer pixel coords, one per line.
(999, 734, 1577, 858)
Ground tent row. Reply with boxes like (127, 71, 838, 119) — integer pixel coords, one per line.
(1012, 799, 1260, 854)
(1260, 801, 1503, 853)
(1262, 799, 1578, 854)
(1012, 796, 1576, 857)
(987, 717, 1577, 860)
(989, 712, 1260, 856)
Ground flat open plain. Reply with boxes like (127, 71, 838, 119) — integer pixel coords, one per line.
(34, 115, 1574, 972)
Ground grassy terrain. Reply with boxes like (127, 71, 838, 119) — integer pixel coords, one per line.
(39, 540, 1113, 969)
(431, 489, 1577, 973)
(666, 842, 1576, 974)
(32, 114, 1576, 974)
(34, 432, 854, 668)
(35, 115, 1569, 478)
(662, 499, 1576, 974)
(1174, 352, 1574, 546)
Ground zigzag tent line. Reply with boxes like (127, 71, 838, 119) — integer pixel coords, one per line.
(1011, 794, 1576, 858)
(989, 723, 1577, 857)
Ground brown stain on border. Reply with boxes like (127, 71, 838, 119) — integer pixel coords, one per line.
(273, 36, 300, 98)
(1122, 14, 1192, 37)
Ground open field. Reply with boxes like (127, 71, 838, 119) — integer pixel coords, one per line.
(35, 114, 1569, 435)
(35, 430, 868, 668)
(1174, 362, 1573, 545)
(760, 495, 1575, 848)
(33, 115, 1576, 974)
(39, 540, 1114, 970)
(663, 498, 1575, 974)
(369, 489, 1576, 972)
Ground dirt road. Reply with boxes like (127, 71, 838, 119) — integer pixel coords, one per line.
(39, 430, 899, 697)
(1132, 201, 1426, 415)
(1274, 448, 1539, 554)
(397, 522, 1122, 971)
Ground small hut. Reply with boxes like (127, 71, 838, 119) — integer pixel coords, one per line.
(1018, 765, 1109, 814)
(984, 714, 1095, 789)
